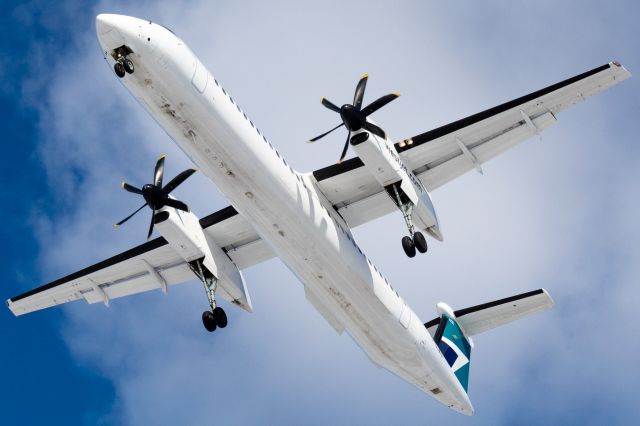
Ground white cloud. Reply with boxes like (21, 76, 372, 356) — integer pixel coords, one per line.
(28, 0, 639, 424)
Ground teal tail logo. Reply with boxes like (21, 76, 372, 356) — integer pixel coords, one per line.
(434, 314, 472, 392)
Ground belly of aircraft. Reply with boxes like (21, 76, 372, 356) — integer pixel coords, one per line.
(114, 43, 471, 414)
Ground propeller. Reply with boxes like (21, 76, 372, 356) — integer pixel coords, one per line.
(309, 74, 399, 162)
(114, 155, 197, 240)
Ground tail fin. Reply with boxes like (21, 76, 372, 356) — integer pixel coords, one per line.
(425, 289, 554, 393)
(433, 314, 472, 391)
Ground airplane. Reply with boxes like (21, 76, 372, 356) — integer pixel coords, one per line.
(6, 14, 630, 415)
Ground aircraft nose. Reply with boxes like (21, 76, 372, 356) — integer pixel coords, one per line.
(95, 13, 142, 53)
(96, 13, 120, 35)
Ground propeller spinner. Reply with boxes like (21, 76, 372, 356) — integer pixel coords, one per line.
(309, 74, 399, 162)
(115, 155, 196, 239)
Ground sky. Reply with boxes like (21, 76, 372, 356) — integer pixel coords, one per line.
(1, 1, 639, 425)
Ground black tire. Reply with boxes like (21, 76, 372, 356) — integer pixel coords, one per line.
(202, 311, 217, 332)
(213, 306, 228, 328)
(413, 231, 428, 253)
(123, 58, 135, 74)
(114, 62, 126, 78)
(401, 236, 416, 258)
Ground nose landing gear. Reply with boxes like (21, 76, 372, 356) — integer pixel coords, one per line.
(111, 45, 135, 78)
(114, 58, 135, 78)
(190, 259, 228, 333)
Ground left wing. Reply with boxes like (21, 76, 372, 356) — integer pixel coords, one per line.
(312, 62, 631, 228)
(7, 206, 275, 316)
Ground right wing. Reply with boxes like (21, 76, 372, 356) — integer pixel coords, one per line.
(311, 62, 631, 228)
(7, 206, 275, 316)
(424, 289, 554, 337)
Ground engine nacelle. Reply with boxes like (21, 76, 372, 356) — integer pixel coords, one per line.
(154, 205, 253, 311)
(350, 128, 442, 241)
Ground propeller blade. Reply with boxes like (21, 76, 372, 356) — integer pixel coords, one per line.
(163, 168, 196, 194)
(154, 155, 166, 187)
(321, 97, 341, 113)
(364, 121, 386, 139)
(353, 73, 368, 110)
(361, 93, 400, 117)
(339, 131, 351, 163)
(147, 208, 156, 240)
(122, 181, 143, 195)
(308, 123, 344, 143)
(114, 203, 148, 227)
(163, 198, 189, 212)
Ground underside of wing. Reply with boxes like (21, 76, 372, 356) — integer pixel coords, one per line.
(311, 62, 631, 229)
(7, 206, 275, 316)
(453, 289, 554, 336)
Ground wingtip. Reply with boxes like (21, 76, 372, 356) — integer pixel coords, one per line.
(113, 223, 120, 228)
(121, 181, 125, 189)
(159, 154, 166, 160)
(362, 73, 369, 79)
(393, 92, 400, 97)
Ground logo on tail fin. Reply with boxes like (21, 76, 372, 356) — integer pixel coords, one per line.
(440, 336, 469, 372)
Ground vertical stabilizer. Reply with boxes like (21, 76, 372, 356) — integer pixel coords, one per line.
(433, 314, 472, 392)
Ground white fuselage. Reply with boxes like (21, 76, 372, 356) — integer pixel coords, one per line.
(96, 14, 472, 414)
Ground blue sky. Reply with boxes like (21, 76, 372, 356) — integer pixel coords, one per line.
(1, 1, 639, 425)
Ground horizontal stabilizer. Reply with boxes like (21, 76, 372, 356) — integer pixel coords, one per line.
(425, 289, 554, 337)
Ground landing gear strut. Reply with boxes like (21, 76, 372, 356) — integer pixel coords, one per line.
(189, 259, 227, 333)
(391, 184, 428, 258)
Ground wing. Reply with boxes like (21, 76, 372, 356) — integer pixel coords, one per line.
(312, 62, 631, 228)
(424, 289, 554, 337)
(7, 206, 275, 316)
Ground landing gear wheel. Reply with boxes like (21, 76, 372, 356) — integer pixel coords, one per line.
(413, 231, 428, 253)
(202, 311, 217, 332)
(123, 58, 135, 74)
(402, 236, 416, 258)
(114, 62, 126, 78)
(213, 307, 228, 328)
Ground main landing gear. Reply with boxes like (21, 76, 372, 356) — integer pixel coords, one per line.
(391, 184, 428, 258)
(112, 46, 135, 78)
(189, 259, 228, 333)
